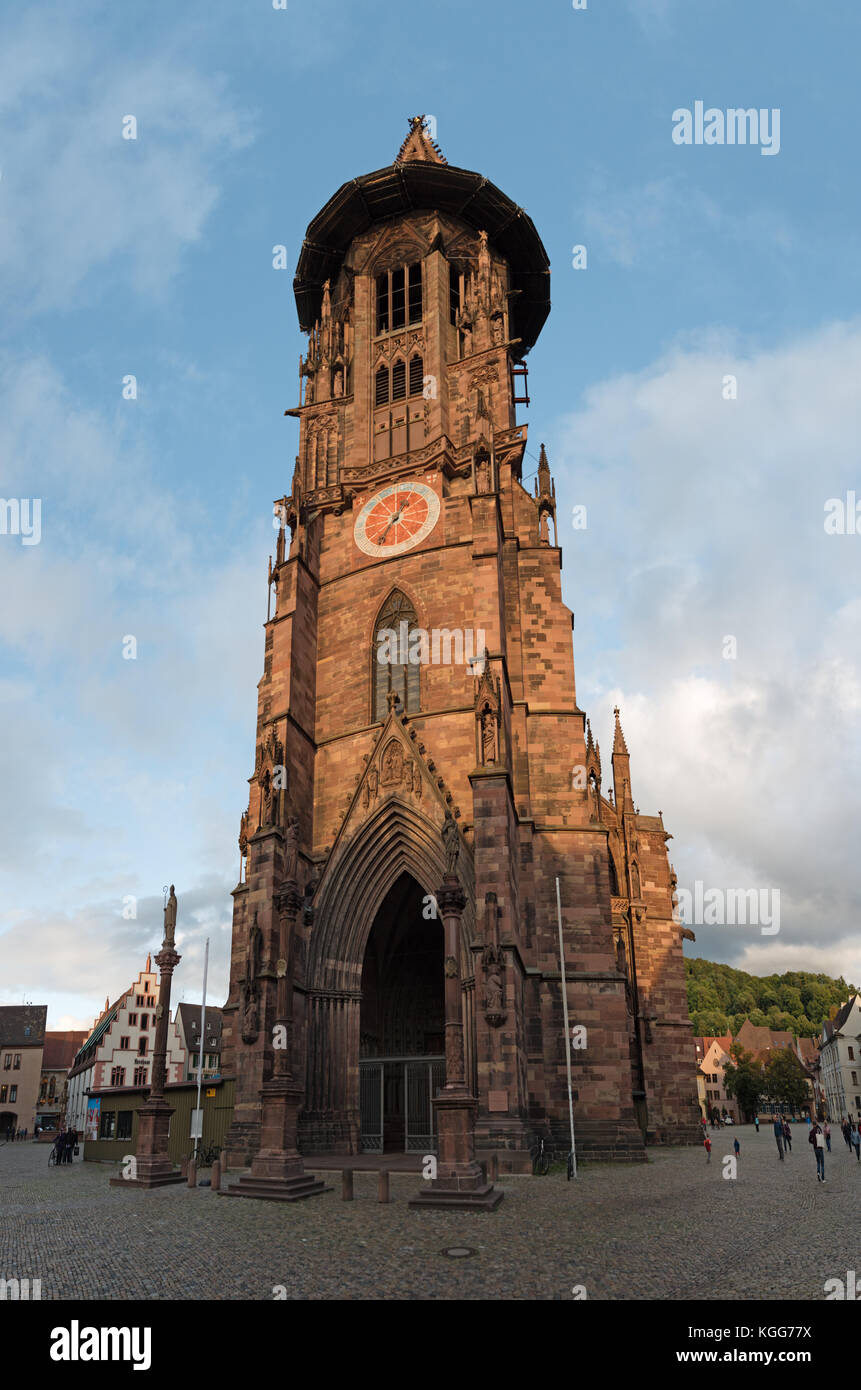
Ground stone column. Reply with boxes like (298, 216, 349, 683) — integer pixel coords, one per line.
(410, 873, 502, 1211)
(225, 879, 329, 1203)
(111, 886, 185, 1190)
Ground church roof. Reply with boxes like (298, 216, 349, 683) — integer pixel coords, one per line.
(294, 123, 551, 354)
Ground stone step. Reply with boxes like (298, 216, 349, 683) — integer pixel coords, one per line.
(223, 1175, 330, 1203)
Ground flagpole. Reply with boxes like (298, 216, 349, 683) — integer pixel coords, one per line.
(556, 876, 577, 1178)
(193, 938, 209, 1161)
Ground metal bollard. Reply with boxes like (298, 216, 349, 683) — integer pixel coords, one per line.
(187, 1158, 197, 1188)
(211, 1159, 221, 1192)
(342, 1168, 354, 1201)
(378, 1168, 390, 1204)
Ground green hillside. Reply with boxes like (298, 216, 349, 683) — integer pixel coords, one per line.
(686, 958, 859, 1039)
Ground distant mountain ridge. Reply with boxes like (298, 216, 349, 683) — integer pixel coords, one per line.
(686, 957, 859, 1039)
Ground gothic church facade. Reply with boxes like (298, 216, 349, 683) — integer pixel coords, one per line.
(222, 120, 700, 1168)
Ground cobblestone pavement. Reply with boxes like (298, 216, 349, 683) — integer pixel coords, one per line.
(1, 1127, 857, 1300)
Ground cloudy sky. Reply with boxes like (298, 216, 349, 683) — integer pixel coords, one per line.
(1, 0, 859, 1031)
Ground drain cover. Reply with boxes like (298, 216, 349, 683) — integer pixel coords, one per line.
(441, 1246, 476, 1259)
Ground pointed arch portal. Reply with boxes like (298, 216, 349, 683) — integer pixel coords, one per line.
(358, 873, 445, 1152)
(300, 797, 476, 1155)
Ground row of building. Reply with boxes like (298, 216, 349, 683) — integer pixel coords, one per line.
(6, 962, 860, 1146)
(695, 996, 861, 1123)
(0, 958, 222, 1140)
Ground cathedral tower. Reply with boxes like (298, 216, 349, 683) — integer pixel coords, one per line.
(222, 119, 700, 1168)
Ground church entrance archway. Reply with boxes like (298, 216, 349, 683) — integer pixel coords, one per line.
(358, 872, 444, 1153)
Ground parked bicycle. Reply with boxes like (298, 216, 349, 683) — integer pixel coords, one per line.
(528, 1134, 553, 1176)
(194, 1142, 221, 1168)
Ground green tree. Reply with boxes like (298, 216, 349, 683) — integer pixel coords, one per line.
(723, 1044, 764, 1121)
(761, 1049, 809, 1113)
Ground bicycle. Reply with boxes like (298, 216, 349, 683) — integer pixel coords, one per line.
(528, 1135, 552, 1176)
(48, 1145, 63, 1167)
(194, 1142, 221, 1168)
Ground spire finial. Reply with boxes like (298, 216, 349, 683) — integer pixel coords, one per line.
(396, 115, 447, 166)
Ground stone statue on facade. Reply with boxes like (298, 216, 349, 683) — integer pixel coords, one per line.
(442, 811, 459, 877)
(284, 815, 299, 883)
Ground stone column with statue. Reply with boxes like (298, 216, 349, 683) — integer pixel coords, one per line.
(110, 885, 185, 1189)
(224, 835, 329, 1203)
(410, 814, 502, 1211)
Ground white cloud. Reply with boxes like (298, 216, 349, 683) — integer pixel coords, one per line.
(556, 321, 861, 979)
(0, 10, 255, 315)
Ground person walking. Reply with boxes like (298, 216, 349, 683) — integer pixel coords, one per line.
(67, 1127, 78, 1163)
(704, 1134, 712, 1164)
(843, 1120, 851, 1149)
(754, 1115, 759, 1133)
(733, 1137, 740, 1158)
(773, 1115, 785, 1161)
(824, 1121, 832, 1153)
(783, 1120, 792, 1153)
(851, 1124, 861, 1164)
(810, 1120, 826, 1181)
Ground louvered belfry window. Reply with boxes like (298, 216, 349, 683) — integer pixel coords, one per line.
(373, 589, 420, 721)
(409, 354, 423, 396)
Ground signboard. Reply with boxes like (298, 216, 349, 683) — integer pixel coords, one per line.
(205, 1088, 216, 1098)
(190, 1108, 203, 1139)
(85, 1097, 100, 1142)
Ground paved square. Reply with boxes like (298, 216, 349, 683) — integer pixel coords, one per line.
(1, 1127, 856, 1300)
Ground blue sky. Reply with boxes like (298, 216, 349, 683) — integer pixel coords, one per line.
(2, 0, 860, 1029)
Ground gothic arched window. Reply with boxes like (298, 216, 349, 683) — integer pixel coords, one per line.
(373, 590, 420, 721)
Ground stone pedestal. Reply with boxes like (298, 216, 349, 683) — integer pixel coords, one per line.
(225, 1077, 330, 1202)
(109, 1099, 185, 1190)
(410, 868, 502, 1212)
(223, 879, 330, 1204)
(110, 922, 185, 1192)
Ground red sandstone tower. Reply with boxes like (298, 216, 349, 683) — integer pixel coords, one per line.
(222, 118, 700, 1172)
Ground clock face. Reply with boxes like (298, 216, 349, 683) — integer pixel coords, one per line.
(353, 481, 440, 558)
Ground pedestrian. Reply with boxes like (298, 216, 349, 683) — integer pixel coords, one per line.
(704, 1134, 712, 1164)
(843, 1121, 851, 1149)
(783, 1120, 792, 1153)
(754, 1115, 759, 1133)
(733, 1137, 740, 1158)
(851, 1125, 861, 1164)
(809, 1120, 826, 1181)
(773, 1115, 785, 1161)
(824, 1121, 831, 1153)
(68, 1127, 78, 1163)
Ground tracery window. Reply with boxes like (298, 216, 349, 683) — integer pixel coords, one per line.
(376, 262, 423, 335)
(373, 590, 420, 721)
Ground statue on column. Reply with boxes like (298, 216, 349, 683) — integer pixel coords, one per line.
(163, 885, 177, 947)
(284, 815, 300, 884)
(442, 811, 460, 878)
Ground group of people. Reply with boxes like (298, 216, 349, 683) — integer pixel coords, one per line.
(4, 1126, 30, 1141)
(51, 1128, 78, 1164)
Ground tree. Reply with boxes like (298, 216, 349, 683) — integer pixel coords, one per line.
(761, 1048, 809, 1113)
(723, 1044, 764, 1121)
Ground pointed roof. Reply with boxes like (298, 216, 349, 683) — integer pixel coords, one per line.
(145, 953, 152, 973)
(396, 116, 447, 166)
(612, 707, 629, 757)
(294, 124, 550, 354)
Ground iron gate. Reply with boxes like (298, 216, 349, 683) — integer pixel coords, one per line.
(359, 1061, 383, 1153)
(359, 1056, 444, 1153)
